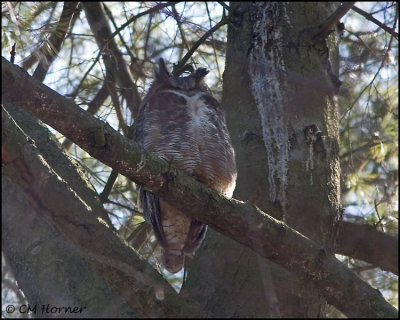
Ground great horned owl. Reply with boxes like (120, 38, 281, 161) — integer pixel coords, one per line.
(134, 58, 237, 273)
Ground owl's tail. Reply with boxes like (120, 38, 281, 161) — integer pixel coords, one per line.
(163, 250, 184, 273)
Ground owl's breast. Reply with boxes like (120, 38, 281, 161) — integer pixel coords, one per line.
(142, 89, 236, 196)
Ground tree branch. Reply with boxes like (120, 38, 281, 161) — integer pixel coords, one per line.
(218, 1, 230, 12)
(21, 2, 58, 70)
(172, 16, 228, 76)
(109, 2, 176, 43)
(2, 175, 137, 317)
(3, 102, 113, 227)
(352, 5, 399, 40)
(340, 139, 391, 159)
(337, 221, 398, 275)
(103, 2, 137, 64)
(2, 57, 397, 318)
(68, 2, 176, 101)
(83, 2, 146, 200)
(313, 2, 355, 41)
(33, 2, 80, 82)
(62, 74, 111, 150)
(2, 104, 206, 318)
(82, 2, 141, 117)
(9, 43, 16, 64)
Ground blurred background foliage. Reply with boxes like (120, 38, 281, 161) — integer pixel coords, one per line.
(2, 1, 398, 316)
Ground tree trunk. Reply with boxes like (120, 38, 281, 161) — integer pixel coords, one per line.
(182, 2, 342, 317)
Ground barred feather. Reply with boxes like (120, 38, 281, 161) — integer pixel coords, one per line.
(134, 58, 237, 273)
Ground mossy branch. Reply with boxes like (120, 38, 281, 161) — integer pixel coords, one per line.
(2, 57, 397, 318)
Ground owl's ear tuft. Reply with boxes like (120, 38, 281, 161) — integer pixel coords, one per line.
(192, 67, 209, 82)
(154, 58, 171, 83)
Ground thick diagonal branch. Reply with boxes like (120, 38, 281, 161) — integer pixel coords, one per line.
(2, 104, 206, 318)
(2, 57, 397, 318)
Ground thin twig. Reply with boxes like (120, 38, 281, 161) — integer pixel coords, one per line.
(69, 3, 174, 100)
(340, 6, 397, 121)
(99, 170, 119, 203)
(21, 2, 58, 70)
(10, 43, 16, 64)
(103, 3, 137, 63)
(372, 83, 398, 117)
(83, 2, 142, 116)
(373, 200, 385, 232)
(173, 15, 228, 76)
(370, 2, 396, 15)
(106, 80, 129, 136)
(345, 28, 380, 59)
(128, 223, 151, 251)
(206, 2, 222, 80)
(109, 2, 176, 42)
(105, 199, 143, 215)
(67, 52, 102, 99)
(172, 4, 190, 53)
(340, 139, 390, 159)
(143, 14, 153, 60)
(218, 1, 230, 12)
(352, 5, 399, 40)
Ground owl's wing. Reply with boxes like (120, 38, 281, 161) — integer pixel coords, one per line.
(134, 101, 166, 243)
(183, 221, 207, 254)
(138, 186, 165, 245)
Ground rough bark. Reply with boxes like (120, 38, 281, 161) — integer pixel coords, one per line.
(2, 105, 207, 318)
(2, 57, 397, 318)
(62, 74, 111, 150)
(2, 176, 136, 318)
(3, 102, 112, 226)
(182, 2, 388, 318)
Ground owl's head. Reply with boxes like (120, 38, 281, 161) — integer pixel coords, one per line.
(153, 58, 209, 91)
